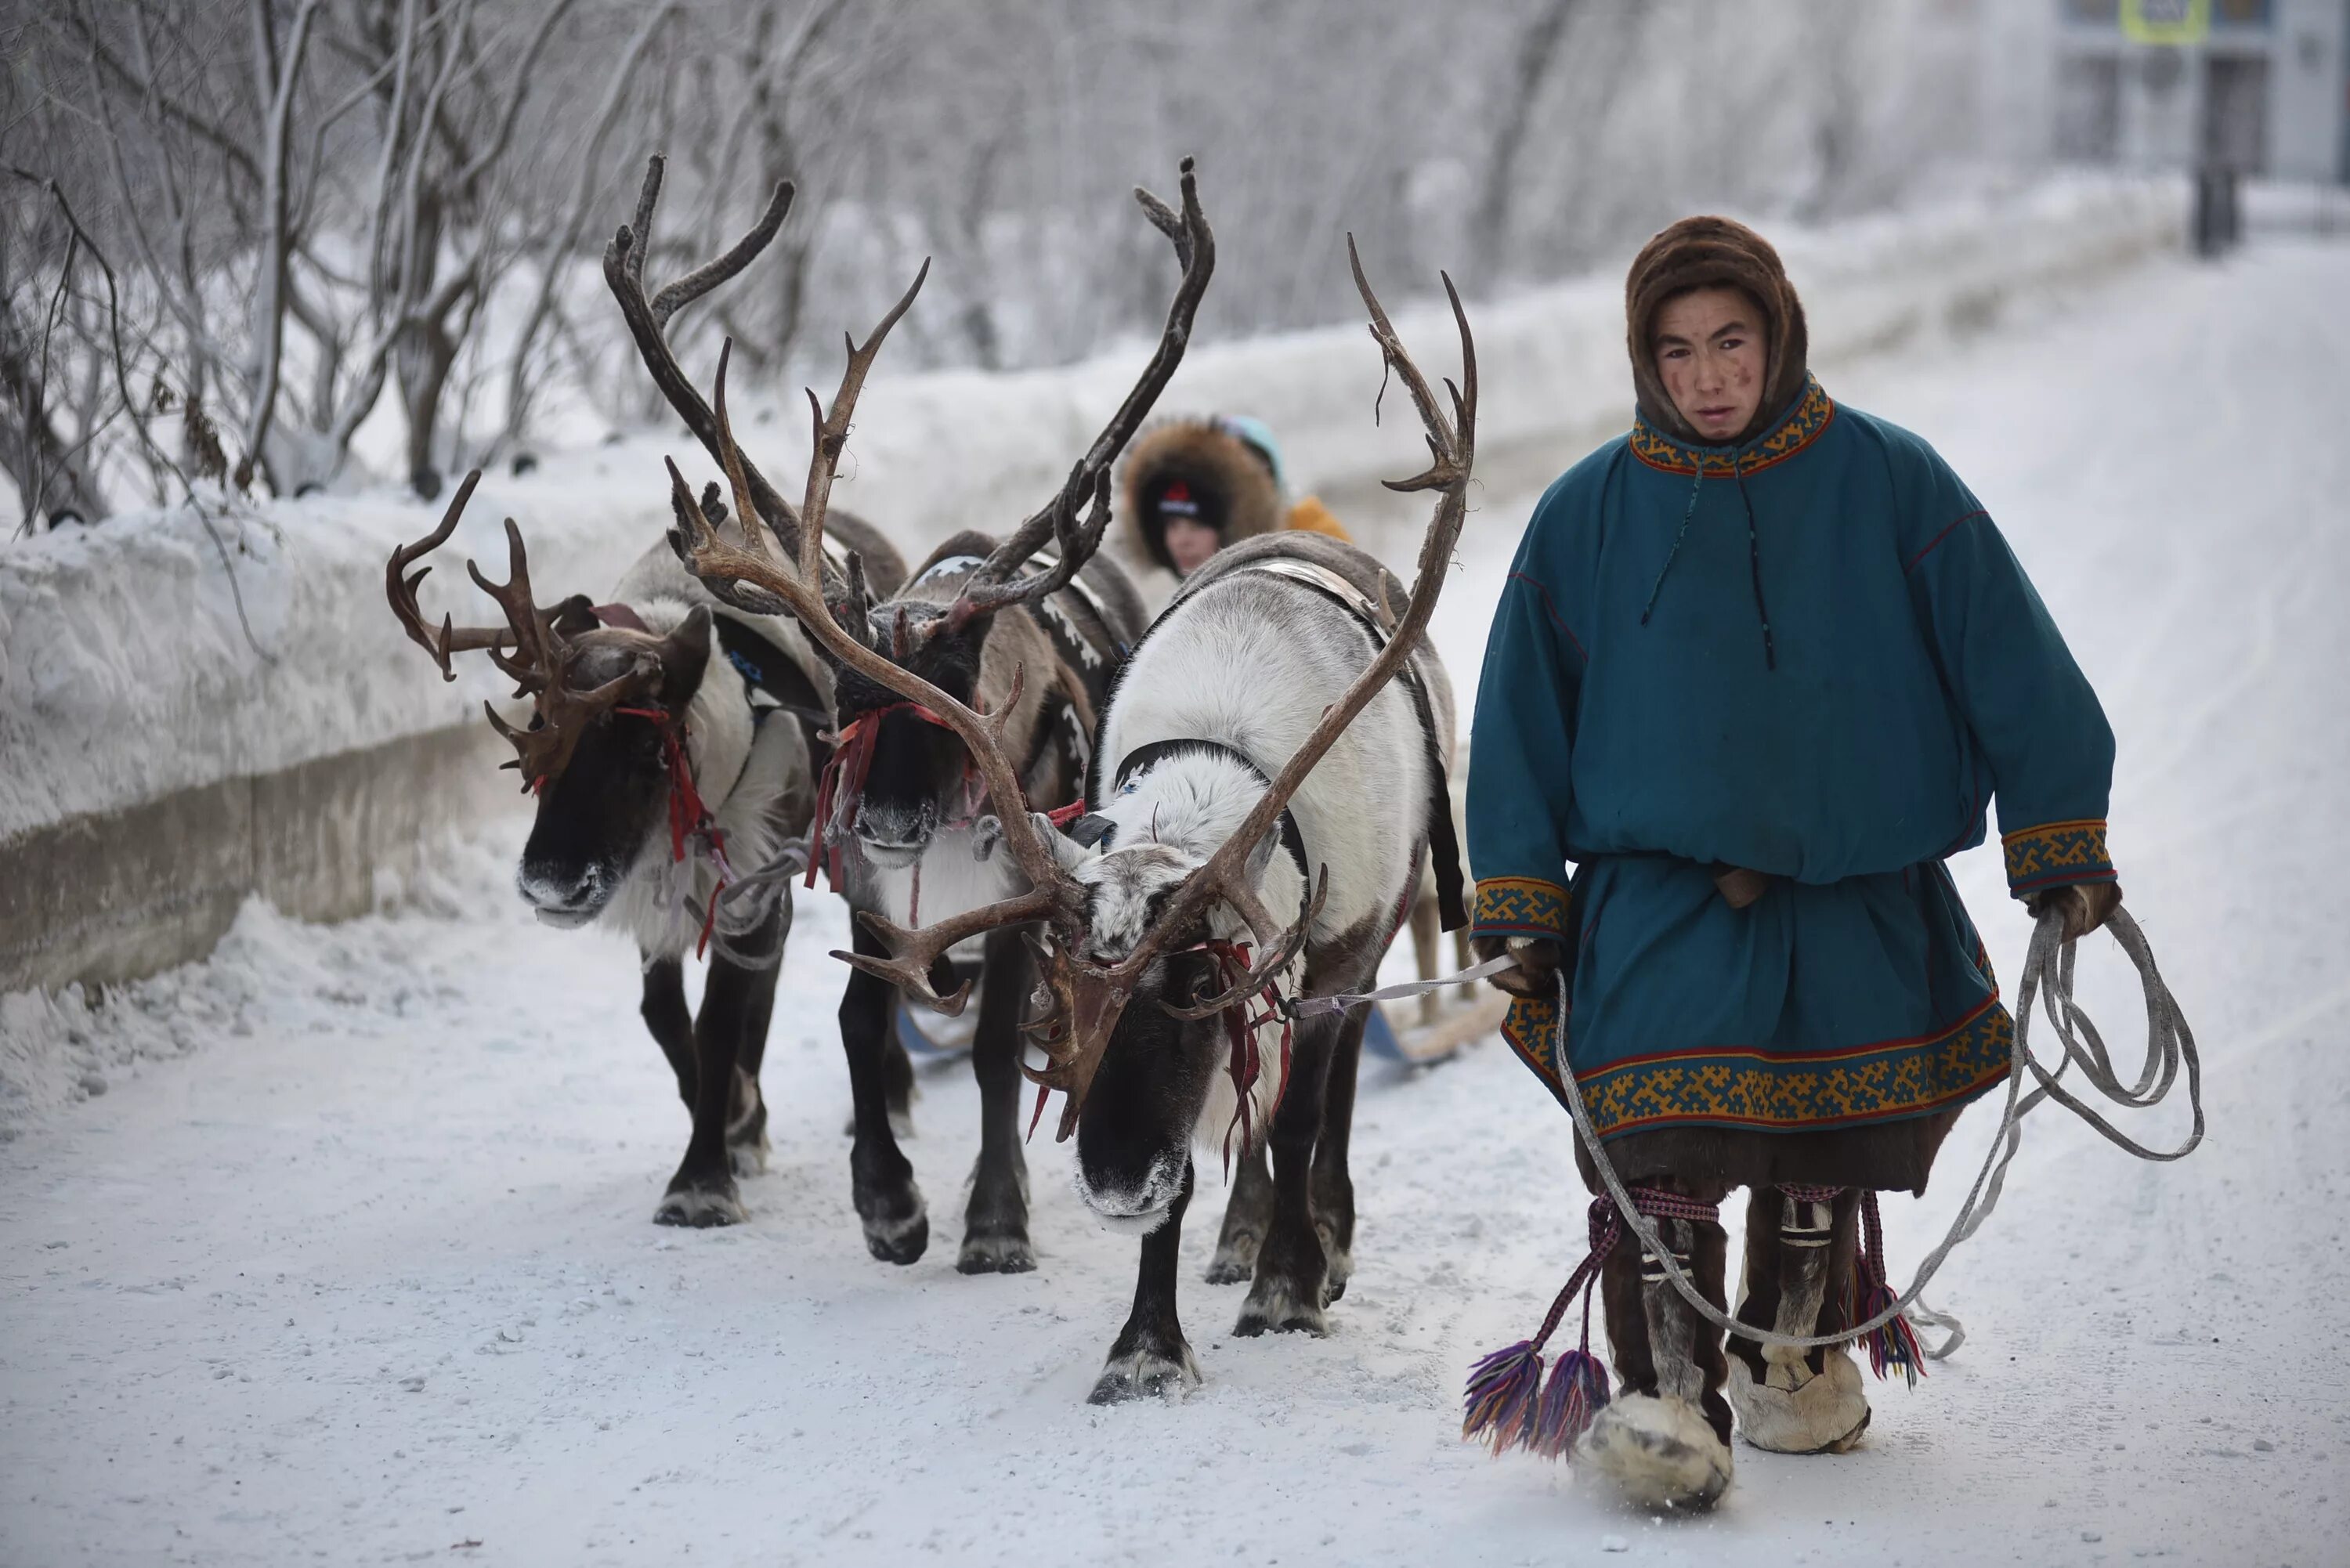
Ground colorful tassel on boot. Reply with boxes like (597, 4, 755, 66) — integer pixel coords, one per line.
(1528, 1346, 1613, 1458)
(1856, 1190, 1925, 1389)
(1462, 1197, 1622, 1457)
(1462, 1339, 1550, 1455)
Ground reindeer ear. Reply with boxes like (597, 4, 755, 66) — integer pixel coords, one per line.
(1245, 825, 1282, 887)
(1042, 813, 1095, 874)
(657, 605, 715, 706)
(551, 594, 600, 637)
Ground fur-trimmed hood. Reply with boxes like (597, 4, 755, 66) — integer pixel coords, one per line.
(1116, 416, 1285, 574)
(1624, 215, 1810, 447)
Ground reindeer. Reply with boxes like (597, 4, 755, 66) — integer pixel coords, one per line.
(671, 239, 1477, 1400)
(625, 159, 1214, 1273)
(383, 172, 911, 1229)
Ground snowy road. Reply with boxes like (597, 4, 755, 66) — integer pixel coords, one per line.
(5, 238, 2348, 1568)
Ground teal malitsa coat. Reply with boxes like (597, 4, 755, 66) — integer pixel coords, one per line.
(1467, 375, 2117, 1145)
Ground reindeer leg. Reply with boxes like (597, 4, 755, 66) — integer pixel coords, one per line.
(1205, 1146, 1273, 1284)
(1235, 1012, 1336, 1337)
(1091, 1157, 1200, 1403)
(656, 911, 782, 1227)
(840, 919, 929, 1264)
(639, 956, 697, 1111)
(958, 925, 1035, 1274)
(1410, 892, 1442, 1029)
(725, 890, 790, 1179)
(1311, 1003, 1368, 1302)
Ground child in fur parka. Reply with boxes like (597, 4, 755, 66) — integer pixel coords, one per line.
(1117, 414, 1349, 585)
(1464, 215, 2121, 1510)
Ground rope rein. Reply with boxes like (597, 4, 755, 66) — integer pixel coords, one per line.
(1556, 902, 2201, 1356)
(1456, 901, 2200, 1458)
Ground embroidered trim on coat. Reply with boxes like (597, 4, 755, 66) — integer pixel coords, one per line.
(1470, 876, 1571, 941)
(1629, 374, 1837, 477)
(1503, 994, 2016, 1140)
(2001, 818, 2115, 896)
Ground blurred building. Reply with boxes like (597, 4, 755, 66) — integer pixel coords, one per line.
(1978, 0, 2350, 180)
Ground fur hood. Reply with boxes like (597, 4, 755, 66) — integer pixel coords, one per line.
(1116, 417, 1285, 574)
(1624, 215, 1811, 447)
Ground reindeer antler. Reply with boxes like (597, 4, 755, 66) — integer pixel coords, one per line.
(606, 156, 863, 605)
(386, 471, 522, 681)
(1014, 238, 1478, 1140)
(946, 157, 1216, 628)
(671, 161, 1217, 1021)
(384, 468, 656, 791)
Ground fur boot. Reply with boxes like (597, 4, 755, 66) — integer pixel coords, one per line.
(1579, 1193, 1735, 1511)
(1726, 1187, 1871, 1454)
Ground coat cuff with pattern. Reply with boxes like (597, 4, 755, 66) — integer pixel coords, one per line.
(2001, 818, 2117, 899)
(1470, 876, 1571, 943)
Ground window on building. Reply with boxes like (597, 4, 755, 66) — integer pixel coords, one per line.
(2063, 0, 2120, 22)
(2212, 0, 2272, 26)
(2056, 54, 2124, 160)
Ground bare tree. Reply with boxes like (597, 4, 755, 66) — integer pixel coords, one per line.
(1, 0, 1998, 526)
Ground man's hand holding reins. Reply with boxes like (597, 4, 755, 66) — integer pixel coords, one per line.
(1472, 933, 1561, 999)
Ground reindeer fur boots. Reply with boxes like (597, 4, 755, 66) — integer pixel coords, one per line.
(1574, 1195, 1735, 1511)
(1723, 1186, 1873, 1456)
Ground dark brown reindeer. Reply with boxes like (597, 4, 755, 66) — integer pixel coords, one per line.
(638, 159, 1214, 1272)
(384, 171, 910, 1228)
(678, 238, 1477, 1399)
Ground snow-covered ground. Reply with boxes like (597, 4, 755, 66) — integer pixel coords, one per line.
(3, 236, 2346, 1567)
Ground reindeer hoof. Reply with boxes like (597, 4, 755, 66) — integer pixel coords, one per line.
(1233, 1278, 1329, 1338)
(860, 1206, 929, 1266)
(655, 1185, 746, 1227)
(1316, 1222, 1354, 1297)
(1088, 1344, 1201, 1404)
(1204, 1238, 1260, 1285)
(728, 1137, 770, 1179)
(956, 1232, 1036, 1274)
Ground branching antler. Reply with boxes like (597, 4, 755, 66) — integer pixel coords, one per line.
(667, 306, 1088, 1006)
(946, 157, 1216, 628)
(385, 468, 656, 790)
(671, 160, 1217, 1027)
(606, 155, 831, 584)
(386, 469, 521, 681)
(1161, 870, 1330, 1021)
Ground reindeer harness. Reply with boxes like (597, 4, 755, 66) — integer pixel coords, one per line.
(593, 602, 815, 963)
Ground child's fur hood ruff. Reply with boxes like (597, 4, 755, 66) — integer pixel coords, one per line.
(1625, 215, 1811, 447)
(1117, 417, 1285, 574)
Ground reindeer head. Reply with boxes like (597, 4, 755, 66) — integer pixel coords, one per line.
(385, 474, 720, 927)
(824, 599, 993, 866)
(1040, 750, 1314, 1227)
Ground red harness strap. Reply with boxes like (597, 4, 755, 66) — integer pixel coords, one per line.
(1199, 938, 1296, 1177)
(804, 698, 1003, 891)
(616, 706, 733, 959)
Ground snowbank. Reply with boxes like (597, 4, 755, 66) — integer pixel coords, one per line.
(0, 174, 2182, 988)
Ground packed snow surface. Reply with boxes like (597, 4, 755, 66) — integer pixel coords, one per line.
(4, 237, 2347, 1566)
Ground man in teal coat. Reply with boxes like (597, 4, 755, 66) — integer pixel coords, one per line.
(1465, 215, 2120, 1508)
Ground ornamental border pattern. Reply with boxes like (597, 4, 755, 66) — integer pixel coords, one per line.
(1629, 375, 1837, 477)
(1501, 993, 2015, 1140)
(2001, 818, 2114, 895)
(1470, 876, 1571, 941)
